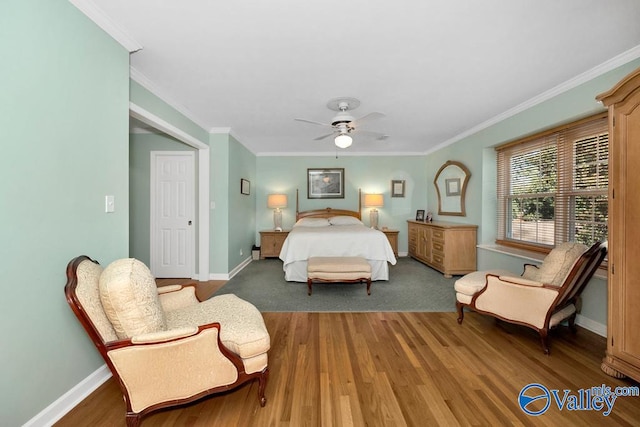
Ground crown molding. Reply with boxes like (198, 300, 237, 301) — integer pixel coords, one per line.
(428, 44, 640, 155)
(130, 67, 211, 131)
(210, 127, 232, 134)
(68, 0, 142, 52)
(256, 150, 426, 157)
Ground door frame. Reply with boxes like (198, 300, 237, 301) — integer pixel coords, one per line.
(130, 102, 210, 280)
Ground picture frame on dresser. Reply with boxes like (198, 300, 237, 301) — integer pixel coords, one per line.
(415, 210, 425, 221)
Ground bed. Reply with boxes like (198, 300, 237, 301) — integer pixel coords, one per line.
(278, 191, 397, 282)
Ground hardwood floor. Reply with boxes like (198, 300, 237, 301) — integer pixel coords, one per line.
(56, 308, 640, 427)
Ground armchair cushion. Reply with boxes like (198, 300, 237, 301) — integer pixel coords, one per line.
(521, 242, 587, 286)
(165, 293, 270, 360)
(99, 258, 167, 339)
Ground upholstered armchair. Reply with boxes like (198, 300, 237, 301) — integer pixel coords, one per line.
(65, 256, 270, 427)
(455, 241, 607, 354)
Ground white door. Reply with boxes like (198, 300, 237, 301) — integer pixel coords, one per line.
(150, 151, 195, 278)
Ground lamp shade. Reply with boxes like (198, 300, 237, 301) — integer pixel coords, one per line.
(364, 193, 384, 207)
(267, 194, 287, 209)
(334, 133, 352, 148)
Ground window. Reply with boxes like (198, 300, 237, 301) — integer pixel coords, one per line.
(496, 113, 608, 251)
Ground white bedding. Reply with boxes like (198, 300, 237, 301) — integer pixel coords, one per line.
(279, 224, 397, 282)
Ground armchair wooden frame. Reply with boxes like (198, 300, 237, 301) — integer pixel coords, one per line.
(456, 241, 607, 354)
(65, 256, 268, 427)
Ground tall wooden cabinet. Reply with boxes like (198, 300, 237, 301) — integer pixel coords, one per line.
(597, 66, 640, 382)
(407, 220, 477, 278)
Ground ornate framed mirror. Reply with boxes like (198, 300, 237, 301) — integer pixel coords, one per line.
(434, 160, 471, 216)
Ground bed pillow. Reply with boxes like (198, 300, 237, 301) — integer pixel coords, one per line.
(329, 216, 363, 226)
(293, 217, 330, 227)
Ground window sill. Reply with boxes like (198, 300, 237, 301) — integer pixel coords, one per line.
(477, 244, 607, 280)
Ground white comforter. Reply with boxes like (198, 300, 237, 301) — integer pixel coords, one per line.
(279, 225, 397, 267)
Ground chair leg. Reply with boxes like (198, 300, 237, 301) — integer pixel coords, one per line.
(567, 313, 578, 333)
(539, 329, 550, 355)
(258, 369, 268, 407)
(307, 279, 312, 296)
(456, 301, 465, 324)
(126, 413, 141, 427)
(366, 278, 371, 295)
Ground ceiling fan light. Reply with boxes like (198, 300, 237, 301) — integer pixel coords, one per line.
(335, 133, 352, 148)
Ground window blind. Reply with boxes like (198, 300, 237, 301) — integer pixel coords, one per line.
(496, 113, 608, 251)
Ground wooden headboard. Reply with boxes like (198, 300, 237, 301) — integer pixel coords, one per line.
(296, 188, 362, 220)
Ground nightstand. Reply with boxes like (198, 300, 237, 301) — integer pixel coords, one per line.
(259, 230, 290, 259)
(380, 229, 399, 256)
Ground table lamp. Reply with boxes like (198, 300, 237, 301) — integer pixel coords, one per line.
(364, 193, 384, 229)
(267, 194, 287, 231)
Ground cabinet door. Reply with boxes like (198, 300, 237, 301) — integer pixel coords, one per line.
(613, 89, 640, 364)
(417, 227, 431, 261)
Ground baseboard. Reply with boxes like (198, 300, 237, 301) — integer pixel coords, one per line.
(24, 364, 111, 427)
(229, 257, 252, 279)
(208, 256, 252, 281)
(576, 314, 607, 337)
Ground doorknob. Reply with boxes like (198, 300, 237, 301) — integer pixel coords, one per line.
(188, 220, 192, 225)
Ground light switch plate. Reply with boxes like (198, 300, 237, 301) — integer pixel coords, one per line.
(105, 195, 115, 213)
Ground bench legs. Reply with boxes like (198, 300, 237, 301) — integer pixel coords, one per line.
(307, 278, 372, 296)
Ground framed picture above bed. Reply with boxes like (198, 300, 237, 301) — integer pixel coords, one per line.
(307, 168, 344, 199)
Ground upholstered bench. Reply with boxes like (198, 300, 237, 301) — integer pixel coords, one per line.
(307, 256, 372, 295)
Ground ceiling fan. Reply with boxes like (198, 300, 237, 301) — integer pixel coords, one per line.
(295, 97, 388, 148)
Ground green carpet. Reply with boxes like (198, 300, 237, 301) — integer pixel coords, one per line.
(213, 257, 458, 312)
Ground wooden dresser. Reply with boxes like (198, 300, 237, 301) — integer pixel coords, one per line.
(259, 230, 289, 259)
(407, 220, 477, 278)
(597, 66, 640, 382)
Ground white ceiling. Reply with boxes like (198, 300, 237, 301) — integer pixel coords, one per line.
(78, 0, 640, 155)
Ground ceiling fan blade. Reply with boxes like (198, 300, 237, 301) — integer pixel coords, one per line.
(314, 132, 336, 141)
(295, 118, 331, 127)
(349, 112, 385, 127)
(354, 129, 389, 140)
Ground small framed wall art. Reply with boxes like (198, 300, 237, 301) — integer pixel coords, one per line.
(391, 180, 405, 197)
(241, 179, 250, 195)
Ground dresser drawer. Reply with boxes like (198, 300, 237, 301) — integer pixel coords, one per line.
(432, 229, 445, 240)
(432, 252, 445, 268)
(432, 240, 444, 253)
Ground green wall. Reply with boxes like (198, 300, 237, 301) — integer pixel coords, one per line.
(209, 133, 230, 274)
(424, 57, 640, 328)
(0, 1, 130, 425)
(130, 81, 209, 144)
(228, 135, 257, 270)
(256, 155, 428, 253)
